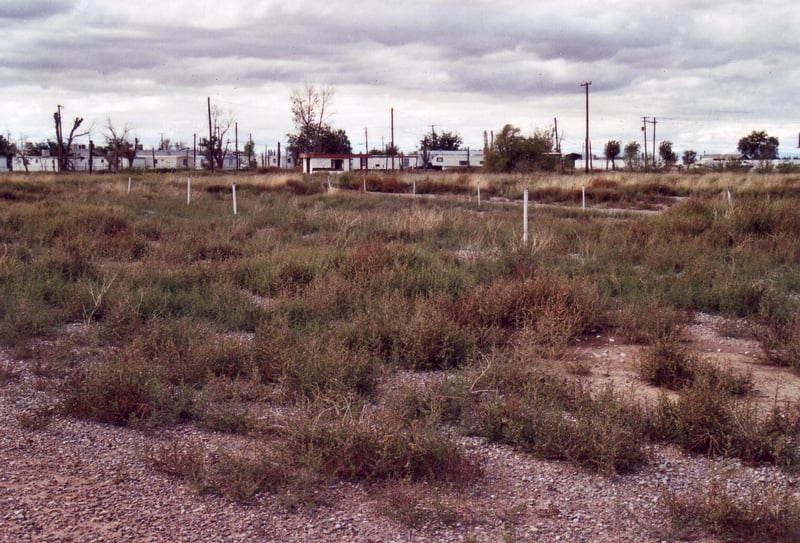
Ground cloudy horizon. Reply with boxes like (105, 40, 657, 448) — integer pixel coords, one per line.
(2, 0, 798, 159)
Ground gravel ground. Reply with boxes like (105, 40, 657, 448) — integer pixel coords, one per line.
(2, 346, 797, 543)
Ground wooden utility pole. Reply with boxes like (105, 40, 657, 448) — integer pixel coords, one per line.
(207, 97, 214, 172)
(391, 107, 395, 171)
(651, 117, 657, 167)
(54, 104, 64, 172)
(553, 117, 561, 153)
(580, 82, 591, 173)
(235, 122, 239, 171)
(642, 117, 649, 170)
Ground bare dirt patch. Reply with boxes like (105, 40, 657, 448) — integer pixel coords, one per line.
(558, 312, 800, 409)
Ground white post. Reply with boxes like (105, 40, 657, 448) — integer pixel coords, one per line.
(727, 186, 732, 206)
(523, 188, 529, 245)
(127, 177, 131, 194)
(582, 185, 586, 211)
(232, 183, 238, 215)
(327, 174, 332, 192)
(363, 172, 366, 192)
(187, 177, 191, 205)
(413, 179, 416, 197)
(477, 182, 481, 207)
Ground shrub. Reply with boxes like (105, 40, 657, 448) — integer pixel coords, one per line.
(470, 365, 649, 474)
(62, 354, 158, 426)
(146, 439, 289, 503)
(638, 341, 697, 390)
(282, 400, 480, 484)
(650, 381, 800, 465)
(252, 323, 380, 399)
(665, 479, 800, 543)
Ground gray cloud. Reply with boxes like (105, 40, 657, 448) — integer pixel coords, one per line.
(1, 0, 798, 155)
(0, 0, 74, 20)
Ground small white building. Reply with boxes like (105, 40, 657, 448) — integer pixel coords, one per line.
(133, 149, 195, 170)
(299, 153, 361, 174)
(424, 149, 484, 170)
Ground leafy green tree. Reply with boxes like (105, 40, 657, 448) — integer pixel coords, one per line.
(682, 149, 697, 168)
(243, 137, 257, 169)
(604, 140, 621, 170)
(419, 130, 462, 151)
(483, 124, 555, 173)
(658, 141, 678, 168)
(623, 141, 640, 171)
(368, 143, 400, 155)
(0, 134, 15, 170)
(737, 130, 779, 160)
(419, 129, 461, 166)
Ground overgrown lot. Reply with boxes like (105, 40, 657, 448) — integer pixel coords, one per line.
(4, 170, 800, 540)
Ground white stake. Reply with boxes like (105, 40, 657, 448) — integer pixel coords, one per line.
(523, 188, 529, 245)
(477, 182, 481, 207)
(727, 186, 732, 205)
(582, 185, 586, 210)
(187, 177, 191, 205)
(363, 172, 366, 192)
(327, 174, 332, 192)
(232, 183, 238, 215)
(413, 179, 416, 197)
(127, 176, 131, 194)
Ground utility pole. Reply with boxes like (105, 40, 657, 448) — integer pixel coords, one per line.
(641, 117, 649, 170)
(193, 133, 196, 167)
(364, 127, 368, 154)
(235, 122, 239, 171)
(207, 97, 214, 172)
(580, 81, 591, 173)
(391, 107, 395, 171)
(651, 117, 657, 167)
(55, 104, 64, 172)
(553, 117, 561, 154)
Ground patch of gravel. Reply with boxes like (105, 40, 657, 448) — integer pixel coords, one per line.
(2, 346, 797, 543)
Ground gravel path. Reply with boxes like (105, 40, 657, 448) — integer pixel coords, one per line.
(2, 347, 796, 543)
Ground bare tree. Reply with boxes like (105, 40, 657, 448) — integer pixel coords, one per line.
(53, 106, 91, 171)
(103, 119, 138, 171)
(200, 105, 234, 170)
(289, 83, 335, 154)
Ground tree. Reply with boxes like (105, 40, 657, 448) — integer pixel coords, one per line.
(658, 141, 678, 168)
(200, 105, 234, 170)
(682, 149, 697, 168)
(604, 140, 621, 170)
(418, 128, 462, 166)
(737, 130, 779, 161)
(243, 136, 257, 169)
(369, 143, 400, 155)
(286, 83, 352, 160)
(103, 119, 138, 171)
(623, 141, 640, 171)
(483, 124, 555, 173)
(0, 134, 14, 171)
(53, 107, 90, 171)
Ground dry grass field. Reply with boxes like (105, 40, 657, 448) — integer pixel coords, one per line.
(3, 169, 800, 542)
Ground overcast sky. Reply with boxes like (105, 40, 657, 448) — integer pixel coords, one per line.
(1, 0, 798, 157)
